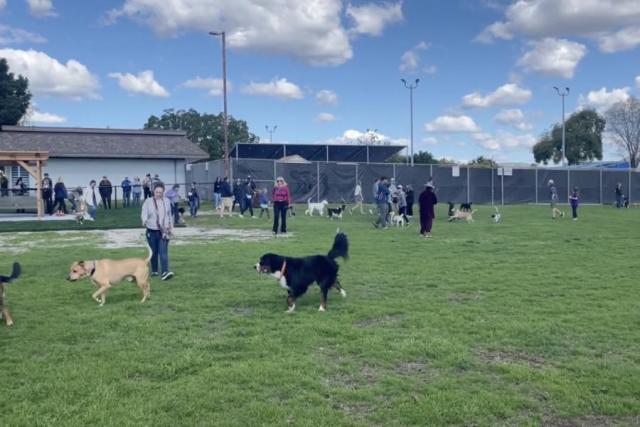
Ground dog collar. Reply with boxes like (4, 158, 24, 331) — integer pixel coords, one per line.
(89, 261, 96, 277)
(280, 261, 286, 276)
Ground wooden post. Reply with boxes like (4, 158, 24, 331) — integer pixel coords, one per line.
(36, 160, 42, 218)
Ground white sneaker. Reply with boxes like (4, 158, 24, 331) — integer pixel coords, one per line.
(161, 272, 174, 281)
(239, 214, 244, 218)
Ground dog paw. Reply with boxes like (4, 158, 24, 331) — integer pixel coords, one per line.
(340, 289, 347, 298)
(6, 320, 13, 326)
(318, 306, 326, 312)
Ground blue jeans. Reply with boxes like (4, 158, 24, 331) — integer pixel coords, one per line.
(213, 193, 221, 209)
(189, 199, 199, 217)
(146, 229, 169, 274)
(88, 205, 97, 219)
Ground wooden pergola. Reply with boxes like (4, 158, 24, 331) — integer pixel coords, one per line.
(0, 151, 49, 218)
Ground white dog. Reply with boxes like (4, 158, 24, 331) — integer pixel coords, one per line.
(491, 206, 501, 223)
(390, 212, 408, 227)
(305, 198, 328, 216)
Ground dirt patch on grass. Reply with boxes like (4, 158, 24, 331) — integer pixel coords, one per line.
(230, 307, 253, 316)
(353, 314, 401, 328)
(476, 348, 547, 369)
(542, 415, 640, 426)
(395, 360, 429, 376)
(336, 402, 376, 419)
(448, 291, 484, 305)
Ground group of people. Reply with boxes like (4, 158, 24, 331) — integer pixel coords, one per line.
(372, 176, 437, 237)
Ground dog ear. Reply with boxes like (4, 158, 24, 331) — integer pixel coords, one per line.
(78, 260, 85, 266)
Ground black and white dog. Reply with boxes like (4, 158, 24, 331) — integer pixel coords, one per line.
(255, 233, 349, 313)
(460, 202, 473, 212)
(327, 204, 347, 220)
(1, 262, 21, 326)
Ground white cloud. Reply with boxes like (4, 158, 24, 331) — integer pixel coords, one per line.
(27, 0, 56, 17)
(108, 1, 400, 66)
(425, 115, 481, 133)
(180, 76, 226, 96)
(636, 76, 640, 89)
(578, 87, 630, 113)
(598, 26, 640, 53)
(517, 38, 587, 79)
(0, 48, 100, 99)
(316, 89, 338, 106)
(108, 70, 169, 97)
(315, 112, 336, 122)
(472, 131, 536, 151)
(399, 40, 431, 73)
(30, 110, 66, 123)
(422, 136, 438, 145)
(462, 83, 532, 108)
(0, 25, 47, 44)
(325, 129, 404, 145)
(475, 0, 640, 52)
(423, 65, 437, 75)
(0, 0, 6, 10)
(346, 2, 403, 37)
(494, 108, 533, 131)
(242, 78, 303, 100)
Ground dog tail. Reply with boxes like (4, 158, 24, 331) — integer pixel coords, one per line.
(145, 242, 153, 263)
(0, 262, 21, 284)
(328, 232, 349, 261)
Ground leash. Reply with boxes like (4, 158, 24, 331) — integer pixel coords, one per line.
(89, 260, 96, 277)
(280, 261, 286, 276)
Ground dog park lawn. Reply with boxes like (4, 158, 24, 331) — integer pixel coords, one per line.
(1, 204, 639, 426)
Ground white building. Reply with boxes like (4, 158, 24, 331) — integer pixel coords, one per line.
(0, 126, 208, 195)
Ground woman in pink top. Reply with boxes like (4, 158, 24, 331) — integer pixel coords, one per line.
(271, 176, 292, 235)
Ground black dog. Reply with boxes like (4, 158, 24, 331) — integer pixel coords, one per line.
(460, 202, 473, 212)
(1, 262, 21, 326)
(447, 202, 455, 217)
(327, 204, 347, 220)
(256, 233, 349, 313)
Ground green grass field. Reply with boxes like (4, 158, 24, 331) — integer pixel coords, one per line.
(1, 204, 639, 426)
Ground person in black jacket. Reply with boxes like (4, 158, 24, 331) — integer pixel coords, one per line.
(53, 177, 68, 214)
(233, 178, 243, 213)
(405, 185, 415, 217)
(213, 176, 222, 209)
(219, 177, 234, 217)
(99, 176, 112, 209)
(0, 171, 8, 197)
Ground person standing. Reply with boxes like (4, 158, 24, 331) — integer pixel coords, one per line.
(258, 188, 270, 219)
(615, 183, 623, 208)
(397, 185, 409, 223)
(0, 171, 8, 197)
(241, 178, 255, 218)
(372, 177, 390, 229)
(141, 183, 174, 281)
(233, 178, 243, 213)
(121, 177, 132, 208)
(164, 184, 181, 224)
(53, 177, 68, 214)
(405, 185, 415, 217)
(272, 177, 291, 235)
(213, 176, 222, 209)
(569, 186, 579, 221)
(99, 176, 112, 209)
(142, 174, 152, 200)
(14, 177, 26, 196)
(41, 172, 53, 214)
(188, 182, 200, 218)
(418, 183, 438, 238)
(350, 181, 364, 214)
(84, 180, 101, 219)
(219, 177, 233, 217)
(548, 179, 564, 219)
(132, 176, 142, 207)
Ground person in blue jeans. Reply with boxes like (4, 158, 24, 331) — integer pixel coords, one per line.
(141, 183, 174, 281)
(569, 186, 579, 221)
(373, 177, 390, 229)
(188, 182, 200, 217)
(121, 177, 132, 207)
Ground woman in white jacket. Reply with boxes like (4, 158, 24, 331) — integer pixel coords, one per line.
(84, 180, 101, 219)
(141, 183, 174, 281)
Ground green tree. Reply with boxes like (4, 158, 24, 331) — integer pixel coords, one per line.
(0, 58, 31, 125)
(413, 150, 437, 164)
(533, 109, 605, 165)
(468, 156, 497, 168)
(144, 108, 259, 159)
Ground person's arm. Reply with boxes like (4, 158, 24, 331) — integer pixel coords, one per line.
(287, 187, 292, 206)
(141, 199, 149, 226)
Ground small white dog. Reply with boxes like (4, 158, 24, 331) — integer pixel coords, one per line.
(390, 212, 408, 227)
(491, 206, 501, 223)
(305, 198, 328, 216)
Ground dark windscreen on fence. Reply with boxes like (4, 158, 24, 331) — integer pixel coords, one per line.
(186, 159, 640, 205)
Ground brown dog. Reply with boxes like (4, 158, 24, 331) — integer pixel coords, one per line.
(67, 245, 152, 306)
(0, 262, 21, 326)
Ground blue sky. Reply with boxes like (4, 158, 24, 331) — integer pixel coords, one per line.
(1, 0, 639, 163)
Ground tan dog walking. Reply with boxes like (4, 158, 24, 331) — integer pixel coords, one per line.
(67, 244, 153, 306)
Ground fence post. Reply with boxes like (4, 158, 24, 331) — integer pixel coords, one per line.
(392, 163, 396, 180)
(273, 160, 276, 183)
(430, 164, 433, 181)
(535, 168, 538, 204)
(567, 169, 570, 203)
(501, 168, 504, 206)
(467, 167, 470, 203)
(316, 162, 320, 203)
(600, 168, 603, 205)
(491, 167, 494, 205)
(629, 167, 632, 205)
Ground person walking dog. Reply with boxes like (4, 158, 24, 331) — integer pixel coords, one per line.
(141, 183, 174, 281)
(418, 182, 438, 238)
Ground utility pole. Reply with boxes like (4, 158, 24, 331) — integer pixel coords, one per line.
(209, 31, 229, 177)
(554, 86, 570, 166)
(401, 78, 419, 166)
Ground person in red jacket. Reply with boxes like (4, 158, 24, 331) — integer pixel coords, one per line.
(418, 182, 438, 238)
(272, 176, 292, 235)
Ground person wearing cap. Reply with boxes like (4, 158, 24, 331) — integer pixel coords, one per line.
(121, 176, 132, 208)
(418, 182, 438, 238)
(142, 174, 152, 200)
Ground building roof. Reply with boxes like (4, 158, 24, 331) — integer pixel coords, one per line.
(230, 143, 405, 163)
(0, 126, 209, 161)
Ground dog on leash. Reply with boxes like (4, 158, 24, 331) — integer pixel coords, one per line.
(255, 232, 349, 313)
(390, 211, 408, 227)
(448, 209, 477, 223)
(491, 206, 501, 223)
(327, 204, 347, 220)
(305, 198, 328, 216)
(67, 244, 153, 306)
(0, 262, 21, 326)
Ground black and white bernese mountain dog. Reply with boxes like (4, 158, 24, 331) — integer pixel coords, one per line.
(1, 262, 21, 326)
(255, 232, 349, 313)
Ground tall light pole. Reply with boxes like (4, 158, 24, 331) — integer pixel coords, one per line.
(209, 31, 229, 177)
(401, 78, 419, 166)
(554, 86, 570, 166)
(265, 125, 277, 144)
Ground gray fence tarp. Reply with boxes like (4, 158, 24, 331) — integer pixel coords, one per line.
(186, 159, 640, 205)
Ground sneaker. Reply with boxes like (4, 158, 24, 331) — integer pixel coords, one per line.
(151, 272, 159, 277)
(372, 221, 379, 229)
(161, 272, 174, 281)
(239, 214, 244, 218)
(573, 218, 578, 221)
(561, 212, 565, 218)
